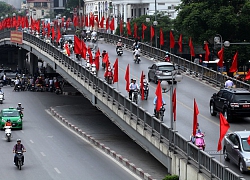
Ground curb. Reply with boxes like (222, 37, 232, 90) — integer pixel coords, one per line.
(49, 107, 156, 180)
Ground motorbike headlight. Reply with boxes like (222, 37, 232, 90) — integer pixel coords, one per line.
(244, 157, 250, 162)
(17, 119, 21, 122)
(161, 107, 165, 111)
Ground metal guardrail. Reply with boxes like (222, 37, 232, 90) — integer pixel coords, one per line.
(0, 30, 245, 180)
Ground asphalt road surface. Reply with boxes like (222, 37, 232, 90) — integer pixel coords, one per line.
(0, 86, 163, 180)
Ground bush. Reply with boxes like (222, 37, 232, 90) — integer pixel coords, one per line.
(163, 175, 179, 180)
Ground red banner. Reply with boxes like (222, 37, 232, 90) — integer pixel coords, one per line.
(10, 31, 23, 44)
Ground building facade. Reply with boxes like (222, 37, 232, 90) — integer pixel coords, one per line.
(21, 0, 51, 19)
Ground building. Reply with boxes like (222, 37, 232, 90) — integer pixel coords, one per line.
(84, 0, 180, 30)
(53, 0, 67, 15)
(21, 0, 51, 19)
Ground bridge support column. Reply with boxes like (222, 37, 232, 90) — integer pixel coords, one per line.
(30, 53, 38, 76)
(91, 94, 97, 105)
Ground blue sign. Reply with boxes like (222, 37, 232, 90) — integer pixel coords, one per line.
(218, 66, 226, 71)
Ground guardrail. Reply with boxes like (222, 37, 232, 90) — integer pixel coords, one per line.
(0, 30, 245, 180)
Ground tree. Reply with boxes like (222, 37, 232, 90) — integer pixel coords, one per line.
(0, 1, 18, 18)
(174, 0, 250, 71)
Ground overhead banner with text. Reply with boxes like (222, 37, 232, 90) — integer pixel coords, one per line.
(10, 31, 23, 44)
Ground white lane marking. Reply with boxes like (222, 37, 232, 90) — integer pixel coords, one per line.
(54, 167, 61, 174)
(30, 140, 34, 143)
(40, 152, 46, 156)
(46, 110, 142, 180)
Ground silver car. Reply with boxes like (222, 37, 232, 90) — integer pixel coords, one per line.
(148, 62, 177, 84)
(223, 131, 250, 173)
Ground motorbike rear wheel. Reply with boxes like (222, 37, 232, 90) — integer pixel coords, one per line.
(18, 160, 22, 170)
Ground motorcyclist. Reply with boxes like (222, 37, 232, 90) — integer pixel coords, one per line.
(17, 103, 24, 118)
(191, 123, 204, 143)
(116, 39, 123, 52)
(13, 77, 20, 91)
(194, 129, 205, 150)
(133, 47, 140, 61)
(0, 87, 4, 99)
(102, 50, 107, 58)
(133, 39, 140, 50)
(153, 96, 166, 115)
(129, 79, 140, 100)
(140, 75, 149, 92)
(225, 78, 234, 88)
(13, 139, 26, 165)
(4, 119, 12, 127)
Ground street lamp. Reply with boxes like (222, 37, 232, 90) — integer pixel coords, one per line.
(214, 34, 223, 50)
(161, 71, 182, 130)
(145, 18, 158, 48)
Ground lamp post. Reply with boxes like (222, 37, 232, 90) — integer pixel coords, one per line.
(161, 71, 183, 130)
(214, 34, 223, 50)
(154, 0, 157, 48)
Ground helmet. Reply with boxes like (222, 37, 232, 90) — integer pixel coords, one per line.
(103, 50, 106, 53)
(7, 119, 10, 122)
(17, 139, 21, 142)
(118, 39, 121, 42)
(197, 129, 201, 133)
(18, 103, 21, 105)
(133, 79, 136, 82)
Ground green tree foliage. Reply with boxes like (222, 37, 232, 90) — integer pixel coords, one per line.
(115, 13, 173, 48)
(0, 2, 17, 18)
(175, 0, 250, 70)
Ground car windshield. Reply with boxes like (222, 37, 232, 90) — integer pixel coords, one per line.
(3, 111, 19, 117)
(241, 138, 250, 152)
(234, 94, 250, 102)
(158, 65, 174, 71)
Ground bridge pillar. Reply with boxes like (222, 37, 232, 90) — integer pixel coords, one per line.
(17, 48, 24, 72)
(30, 53, 38, 76)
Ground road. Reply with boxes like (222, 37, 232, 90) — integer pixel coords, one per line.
(67, 40, 250, 177)
(0, 86, 147, 180)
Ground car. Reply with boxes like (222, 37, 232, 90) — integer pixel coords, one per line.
(223, 131, 250, 173)
(209, 88, 250, 122)
(148, 62, 178, 84)
(0, 107, 22, 130)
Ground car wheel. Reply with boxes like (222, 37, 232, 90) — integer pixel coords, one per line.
(223, 147, 230, 161)
(148, 73, 151, 82)
(210, 103, 217, 116)
(239, 159, 245, 174)
(154, 76, 158, 84)
(223, 109, 232, 123)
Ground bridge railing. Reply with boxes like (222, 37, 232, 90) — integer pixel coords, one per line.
(0, 30, 244, 180)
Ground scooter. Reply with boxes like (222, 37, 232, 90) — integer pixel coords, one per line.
(116, 47, 123, 56)
(143, 83, 149, 100)
(55, 86, 61, 95)
(194, 133, 206, 150)
(15, 150, 24, 170)
(0, 92, 4, 104)
(155, 104, 165, 121)
(132, 90, 139, 104)
(106, 71, 113, 84)
(134, 54, 141, 64)
(4, 126, 12, 142)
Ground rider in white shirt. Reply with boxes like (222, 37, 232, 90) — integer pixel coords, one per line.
(133, 47, 140, 60)
(129, 79, 139, 99)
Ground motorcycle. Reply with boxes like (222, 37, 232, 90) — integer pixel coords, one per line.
(4, 126, 12, 142)
(106, 71, 113, 84)
(15, 150, 24, 170)
(91, 36, 98, 43)
(155, 104, 165, 121)
(91, 64, 97, 76)
(116, 47, 123, 56)
(132, 90, 139, 104)
(134, 54, 141, 64)
(49, 84, 54, 92)
(29, 83, 35, 91)
(55, 86, 61, 95)
(0, 92, 4, 104)
(194, 133, 206, 150)
(14, 84, 21, 91)
(143, 83, 149, 100)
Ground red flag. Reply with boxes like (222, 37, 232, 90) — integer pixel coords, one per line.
(247, 136, 250, 145)
(140, 71, 144, 100)
(94, 49, 100, 71)
(159, 28, 164, 46)
(104, 58, 110, 78)
(127, 21, 131, 35)
(56, 28, 61, 43)
(110, 18, 114, 31)
(178, 34, 182, 52)
(150, 26, 154, 41)
(189, 38, 195, 57)
(155, 81, 163, 112)
(73, 15, 79, 27)
(81, 41, 86, 59)
(192, 99, 199, 136)
(217, 48, 224, 68)
(204, 43, 210, 61)
(133, 23, 137, 38)
(120, 20, 123, 35)
(217, 113, 230, 151)
(51, 26, 55, 40)
(100, 16, 105, 28)
(90, 15, 94, 27)
(65, 43, 70, 56)
(106, 17, 109, 30)
(85, 15, 89, 27)
(113, 58, 118, 83)
(74, 35, 81, 54)
(229, 51, 238, 73)
(102, 52, 109, 64)
(245, 69, 250, 80)
(170, 31, 175, 48)
(142, 23, 147, 40)
(172, 88, 176, 121)
(125, 64, 130, 92)
(87, 48, 93, 64)
(47, 23, 50, 37)
(94, 16, 99, 27)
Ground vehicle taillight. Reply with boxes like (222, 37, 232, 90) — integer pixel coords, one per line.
(230, 103, 239, 107)
(155, 70, 162, 75)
